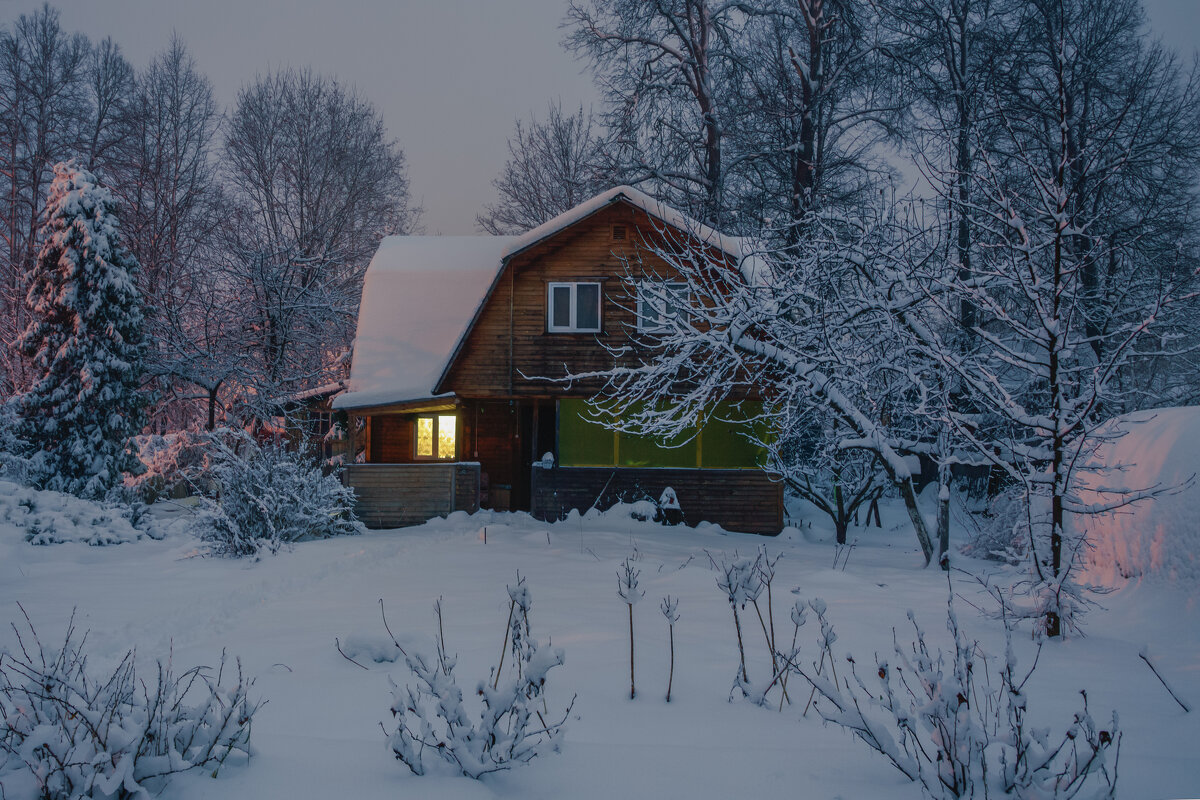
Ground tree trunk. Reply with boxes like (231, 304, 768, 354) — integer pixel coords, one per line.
(834, 479, 847, 545)
(897, 478, 935, 566)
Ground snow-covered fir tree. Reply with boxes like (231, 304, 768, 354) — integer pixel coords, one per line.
(16, 163, 147, 499)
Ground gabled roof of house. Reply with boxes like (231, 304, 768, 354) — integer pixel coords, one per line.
(335, 186, 753, 411)
(333, 235, 517, 411)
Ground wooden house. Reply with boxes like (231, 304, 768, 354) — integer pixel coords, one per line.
(332, 186, 783, 533)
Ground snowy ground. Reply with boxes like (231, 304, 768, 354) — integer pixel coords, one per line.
(1, 496, 1198, 799)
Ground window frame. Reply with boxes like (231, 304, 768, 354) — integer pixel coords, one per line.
(413, 413, 458, 461)
(636, 281, 691, 333)
(547, 281, 603, 333)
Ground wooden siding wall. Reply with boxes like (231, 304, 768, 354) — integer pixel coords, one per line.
(530, 466, 783, 535)
(343, 463, 480, 529)
(442, 203, 703, 397)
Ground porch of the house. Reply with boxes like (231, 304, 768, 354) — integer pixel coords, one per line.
(341, 397, 783, 534)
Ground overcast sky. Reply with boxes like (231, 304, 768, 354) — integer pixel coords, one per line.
(1, 0, 1196, 234)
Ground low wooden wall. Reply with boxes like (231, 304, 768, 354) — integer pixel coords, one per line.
(530, 466, 783, 535)
(342, 463, 480, 529)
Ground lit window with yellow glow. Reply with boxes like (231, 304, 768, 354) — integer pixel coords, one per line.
(415, 414, 456, 460)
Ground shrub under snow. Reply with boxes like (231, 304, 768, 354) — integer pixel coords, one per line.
(0, 479, 164, 546)
(387, 582, 574, 778)
(797, 596, 1120, 799)
(193, 436, 363, 557)
(0, 610, 260, 800)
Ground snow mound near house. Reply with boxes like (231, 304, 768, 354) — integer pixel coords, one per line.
(1073, 406, 1200, 592)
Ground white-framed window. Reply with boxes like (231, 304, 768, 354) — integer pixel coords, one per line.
(547, 281, 602, 332)
(637, 281, 690, 332)
(415, 414, 457, 460)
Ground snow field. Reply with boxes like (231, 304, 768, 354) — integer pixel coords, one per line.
(1, 500, 1198, 799)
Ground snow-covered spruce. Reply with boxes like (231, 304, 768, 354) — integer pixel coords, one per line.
(15, 163, 147, 501)
(797, 596, 1120, 799)
(386, 583, 574, 779)
(0, 610, 259, 800)
(192, 434, 363, 557)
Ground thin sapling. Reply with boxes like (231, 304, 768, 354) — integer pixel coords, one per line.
(661, 595, 679, 702)
(617, 557, 643, 699)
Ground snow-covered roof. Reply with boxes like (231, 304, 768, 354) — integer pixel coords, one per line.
(285, 381, 346, 405)
(501, 185, 747, 262)
(334, 236, 517, 410)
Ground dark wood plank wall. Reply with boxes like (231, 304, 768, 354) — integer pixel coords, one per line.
(343, 463, 480, 529)
(369, 415, 414, 463)
(530, 465, 784, 534)
(443, 203, 695, 397)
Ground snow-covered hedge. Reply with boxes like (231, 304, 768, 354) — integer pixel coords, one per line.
(193, 436, 363, 557)
(0, 611, 260, 800)
(0, 479, 164, 546)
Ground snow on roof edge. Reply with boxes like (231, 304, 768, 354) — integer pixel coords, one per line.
(501, 185, 746, 262)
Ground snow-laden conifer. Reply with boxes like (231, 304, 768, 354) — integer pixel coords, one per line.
(16, 163, 146, 499)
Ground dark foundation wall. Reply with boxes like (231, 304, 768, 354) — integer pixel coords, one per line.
(530, 465, 784, 535)
(343, 463, 480, 529)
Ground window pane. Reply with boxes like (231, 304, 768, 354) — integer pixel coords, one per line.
(437, 415, 456, 460)
(551, 285, 572, 329)
(558, 399, 617, 466)
(700, 402, 767, 468)
(575, 283, 600, 330)
(618, 429, 698, 468)
(416, 416, 434, 457)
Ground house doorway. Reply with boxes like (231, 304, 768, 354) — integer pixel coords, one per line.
(512, 399, 557, 511)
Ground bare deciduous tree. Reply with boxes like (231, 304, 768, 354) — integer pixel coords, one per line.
(477, 101, 607, 234)
(223, 67, 420, 398)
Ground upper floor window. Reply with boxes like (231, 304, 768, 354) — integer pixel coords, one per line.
(637, 282, 690, 332)
(548, 282, 601, 333)
(416, 414, 457, 460)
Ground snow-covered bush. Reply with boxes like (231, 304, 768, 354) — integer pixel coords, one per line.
(797, 597, 1120, 799)
(0, 610, 260, 799)
(192, 435, 363, 557)
(959, 488, 1027, 565)
(126, 430, 217, 501)
(0, 479, 164, 546)
(386, 582, 574, 778)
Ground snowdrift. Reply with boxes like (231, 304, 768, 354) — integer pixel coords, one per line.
(1074, 406, 1200, 592)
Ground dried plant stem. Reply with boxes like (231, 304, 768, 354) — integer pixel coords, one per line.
(494, 596, 516, 690)
(628, 602, 636, 699)
(803, 649, 829, 717)
(732, 606, 748, 684)
(666, 622, 675, 702)
(1140, 651, 1191, 712)
(335, 637, 369, 671)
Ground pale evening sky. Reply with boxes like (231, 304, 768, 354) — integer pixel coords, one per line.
(1, 0, 1196, 234)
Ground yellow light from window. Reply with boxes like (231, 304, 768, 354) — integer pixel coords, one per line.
(437, 415, 456, 460)
(416, 416, 434, 457)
